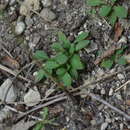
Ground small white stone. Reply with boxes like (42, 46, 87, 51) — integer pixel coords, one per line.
(90, 120, 97, 126)
(42, 0, 52, 7)
(117, 73, 125, 80)
(109, 88, 113, 96)
(118, 36, 127, 44)
(0, 79, 17, 102)
(101, 88, 105, 95)
(24, 87, 41, 106)
(15, 21, 25, 35)
(101, 122, 108, 130)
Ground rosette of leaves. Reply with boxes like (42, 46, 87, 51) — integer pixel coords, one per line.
(101, 46, 127, 69)
(87, 0, 128, 26)
(33, 32, 90, 87)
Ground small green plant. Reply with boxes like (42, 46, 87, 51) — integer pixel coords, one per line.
(34, 107, 55, 130)
(34, 32, 90, 87)
(100, 46, 127, 69)
(87, 0, 128, 26)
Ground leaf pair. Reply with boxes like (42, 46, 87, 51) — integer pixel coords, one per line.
(101, 47, 127, 69)
(87, 0, 128, 26)
(100, 5, 127, 26)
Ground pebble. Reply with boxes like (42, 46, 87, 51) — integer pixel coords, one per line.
(25, 17, 33, 27)
(0, 79, 17, 102)
(109, 88, 113, 96)
(117, 73, 125, 80)
(90, 120, 97, 126)
(85, 40, 98, 53)
(118, 36, 127, 44)
(101, 88, 106, 95)
(9, 0, 16, 6)
(24, 87, 41, 106)
(40, 8, 56, 22)
(15, 21, 25, 35)
(101, 122, 108, 130)
(42, 0, 52, 7)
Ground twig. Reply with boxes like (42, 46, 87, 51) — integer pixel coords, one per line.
(3, 62, 35, 102)
(115, 80, 130, 92)
(1, 92, 65, 105)
(70, 65, 130, 93)
(14, 91, 130, 123)
(14, 95, 67, 124)
(94, 45, 121, 65)
(88, 93, 130, 120)
(0, 64, 32, 82)
(5, 105, 42, 121)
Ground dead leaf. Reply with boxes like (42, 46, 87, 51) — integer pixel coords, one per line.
(114, 22, 123, 42)
(20, 0, 40, 16)
(1, 56, 20, 69)
(94, 45, 117, 65)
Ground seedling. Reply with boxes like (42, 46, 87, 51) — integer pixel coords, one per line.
(87, 0, 128, 26)
(33, 31, 90, 87)
(34, 107, 55, 130)
(100, 46, 127, 69)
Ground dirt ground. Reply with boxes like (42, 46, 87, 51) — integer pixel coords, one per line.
(0, 0, 130, 130)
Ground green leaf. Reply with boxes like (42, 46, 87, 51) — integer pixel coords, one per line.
(41, 107, 49, 120)
(34, 122, 44, 130)
(51, 42, 64, 52)
(58, 31, 70, 49)
(114, 6, 128, 18)
(111, 0, 118, 3)
(99, 6, 112, 17)
(34, 50, 48, 60)
(62, 72, 72, 86)
(69, 44, 75, 54)
(45, 61, 59, 69)
(101, 59, 113, 69)
(70, 54, 84, 70)
(116, 49, 124, 55)
(117, 56, 127, 65)
(87, 0, 105, 6)
(108, 12, 117, 26)
(75, 40, 90, 51)
(56, 68, 66, 76)
(70, 68, 78, 79)
(74, 32, 89, 43)
(54, 53, 68, 65)
(35, 69, 45, 82)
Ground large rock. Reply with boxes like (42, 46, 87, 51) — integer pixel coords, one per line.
(0, 79, 17, 102)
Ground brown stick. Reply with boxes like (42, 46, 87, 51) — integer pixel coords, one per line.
(14, 91, 130, 123)
(0, 64, 32, 82)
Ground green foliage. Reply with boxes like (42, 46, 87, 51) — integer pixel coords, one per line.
(100, 47, 127, 69)
(33, 50, 49, 61)
(101, 59, 113, 69)
(114, 6, 128, 18)
(34, 107, 55, 130)
(87, 0, 105, 6)
(34, 31, 90, 87)
(99, 6, 112, 17)
(117, 56, 127, 65)
(87, 0, 128, 26)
